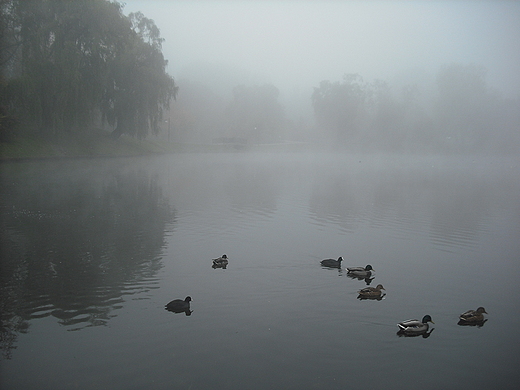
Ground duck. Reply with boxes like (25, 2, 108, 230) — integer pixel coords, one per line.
(459, 307, 487, 323)
(358, 284, 385, 298)
(165, 296, 192, 313)
(346, 264, 374, 277)
(320, 256, 343, 268)
(397, 315, 434, 334)
(212, 254, 228, 268)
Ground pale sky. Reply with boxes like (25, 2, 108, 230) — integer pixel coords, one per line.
(122, 0, 520, 99)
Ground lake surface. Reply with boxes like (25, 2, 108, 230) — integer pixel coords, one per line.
(1, 152, 519, 389)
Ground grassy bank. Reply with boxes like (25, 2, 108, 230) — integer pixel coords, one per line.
(0, 129, 313, 161)
(0, 129, 245, 161)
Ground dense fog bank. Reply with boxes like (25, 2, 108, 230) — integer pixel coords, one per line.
(166, 63, 519, 154)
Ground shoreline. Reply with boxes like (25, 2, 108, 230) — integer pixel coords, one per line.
(0, 131, 314, 162)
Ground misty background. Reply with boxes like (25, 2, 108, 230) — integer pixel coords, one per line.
(121, 0, 520, 152)
(2, 2, 520, 387)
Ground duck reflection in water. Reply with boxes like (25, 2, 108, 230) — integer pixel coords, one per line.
(165, 296, 193, 316)
(457, 318, 487, 327)
(397, 327, 434, 338)
(212, 254, 228, 269)
(348, 273, 375, 285)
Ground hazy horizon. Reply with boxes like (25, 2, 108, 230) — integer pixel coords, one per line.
(122, 0, 520, 101)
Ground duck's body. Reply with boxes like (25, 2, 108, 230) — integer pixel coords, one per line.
(358, 284, 385, 297)
(212, 254, 228, 268)
(165, 296, 192, 313)
(320, 256, 343, 268)
(397, 315, 434, 334)
(459, 307, 487, 323)
(347, 264, 374, 277)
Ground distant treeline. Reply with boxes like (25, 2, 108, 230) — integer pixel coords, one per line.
(310, 66, 519, 153)
(0, 0, 176, 140)
(172, 65, 519, 154)
(1, 1, 518, 154)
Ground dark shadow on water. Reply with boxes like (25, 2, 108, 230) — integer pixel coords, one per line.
(397, 328, 435, 338)
(457, 319, 487, 328)
(357, 293, 386, 301)
(212, 263, 228, 269)
(165, 308, 193, 316)
(320, 266, 344, 276)
(348, 274, 375, 285)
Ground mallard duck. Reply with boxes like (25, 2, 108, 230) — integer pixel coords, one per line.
(397, 315, 434, 333)
(358, 284, 385, 297)
(212, 254, 228, 268)
(347, 264, 374, 277)
(320, 256, 343, 268)
(459, 307, 487, 323)
(165, 296, 192, 313)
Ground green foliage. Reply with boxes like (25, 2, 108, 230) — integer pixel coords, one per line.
(0, 0, 177, 138)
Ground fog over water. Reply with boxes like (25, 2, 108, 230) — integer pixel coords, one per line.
(120, 1, 520, 151)
(123, 0, 520, 100)
(2, 153, 519, 389)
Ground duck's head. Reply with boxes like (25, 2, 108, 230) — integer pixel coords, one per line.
(222, 254, 227, 259)
(422, 315, 434, 324)
(476, 307, 487, 314)
(338, 256, 343, 262)
(365, 264, 374, 271)
(184, 296, 192, 302)
(375, 284, 385, 290)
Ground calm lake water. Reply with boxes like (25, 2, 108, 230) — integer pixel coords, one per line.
(1, 152, 519, 389)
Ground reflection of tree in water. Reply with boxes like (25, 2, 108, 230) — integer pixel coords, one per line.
(0, 164, 174, 358)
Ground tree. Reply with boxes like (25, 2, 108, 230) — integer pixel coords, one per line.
(1, 0, 177, 138)
(102, 10, 177, 139)
(365, 79, 408, 151)
(5, 0, 126, 134)
(311, 74, 368, 146)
